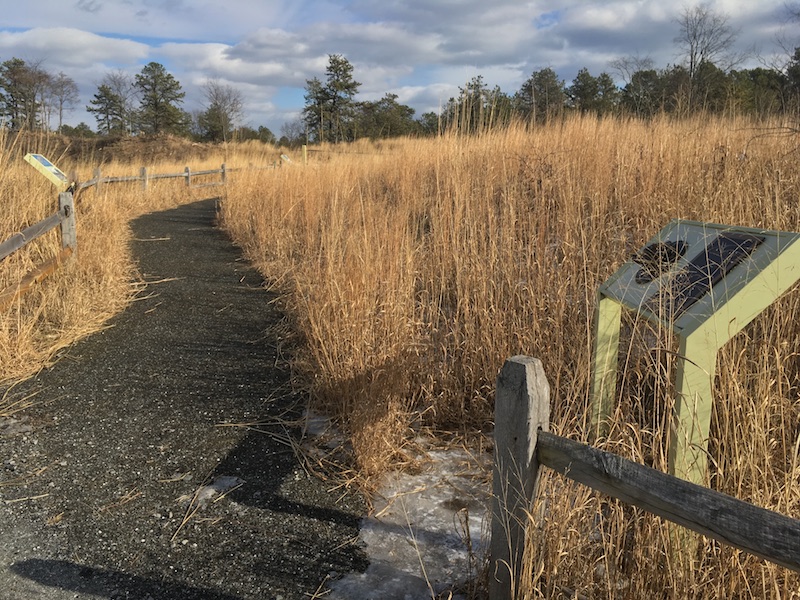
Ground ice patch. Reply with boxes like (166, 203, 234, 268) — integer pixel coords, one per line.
(178, 475, 244, 508)
(330, 447, 490, 599)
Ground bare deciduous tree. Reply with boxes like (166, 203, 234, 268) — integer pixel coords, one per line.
(280, 117, 306, 146)
(104, 70, 139, 134)
(674, 4, 743, 77)
(22, 59, 50, 130)
(49, 72, 79, 131)
(198, 79, 244, 142)
(609, 53, 655, 86)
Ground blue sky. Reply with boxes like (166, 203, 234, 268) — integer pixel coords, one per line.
(0, 1, 796, 136)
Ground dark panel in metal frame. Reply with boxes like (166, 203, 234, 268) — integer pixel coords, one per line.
(644, 232, 765, 321)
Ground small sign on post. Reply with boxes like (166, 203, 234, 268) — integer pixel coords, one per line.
(24, 154, 72, 191)
(23, 154, 77, 257)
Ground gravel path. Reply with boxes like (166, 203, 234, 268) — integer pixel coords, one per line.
(0, 198, 367, 600)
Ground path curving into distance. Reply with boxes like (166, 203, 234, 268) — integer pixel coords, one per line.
(0, 198, 366, 600)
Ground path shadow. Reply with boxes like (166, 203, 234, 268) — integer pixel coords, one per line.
(212, 425, 363, 529)
(11, 559, 242, 600)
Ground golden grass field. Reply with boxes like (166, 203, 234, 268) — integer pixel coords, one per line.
(220, 116, 800, 599)
(2, 116, 799, 598)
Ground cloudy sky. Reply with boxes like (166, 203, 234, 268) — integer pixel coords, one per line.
(1, 0, 797, 135)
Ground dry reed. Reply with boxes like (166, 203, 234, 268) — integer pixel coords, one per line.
(220, 114, 800, 598)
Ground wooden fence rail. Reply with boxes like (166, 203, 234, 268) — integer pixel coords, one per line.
(0, 210, 65, 261)
(1, 161, 240, 310)
(0, 192, 76, 311)
(81, 163, 229, 192)
(489, 356, 800, 600)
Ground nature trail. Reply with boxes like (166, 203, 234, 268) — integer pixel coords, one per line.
(0, 197, 366, 600)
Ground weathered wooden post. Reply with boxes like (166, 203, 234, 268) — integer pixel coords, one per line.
(58, 192, 77, 255)
(185, 166, 192, 187)
(220, 163, 227, 184)
(140, 167, 148, 191)
(93, 167, 103, 193)
(490, 356, 550, 600)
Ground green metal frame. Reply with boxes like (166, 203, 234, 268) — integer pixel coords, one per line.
(589, 220, 800, 484)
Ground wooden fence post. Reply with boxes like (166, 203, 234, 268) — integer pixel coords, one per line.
(221, 163, 227, 184)
(185, 166, 191, 187)
(140, 167, 148, 191)
(58, 191, 77, 255)
(490, 356, 550, 600)
(94, 167, 103, 193)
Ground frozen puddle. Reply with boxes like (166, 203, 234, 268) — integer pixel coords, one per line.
(329, 446, 491, 600)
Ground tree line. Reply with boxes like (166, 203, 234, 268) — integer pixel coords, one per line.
(0, 58, 275, 144)
(301, 5, 800, 142)
(0, 58, 79, 132)
(299, 54, 800, 143)
(1, 5, 798, 145)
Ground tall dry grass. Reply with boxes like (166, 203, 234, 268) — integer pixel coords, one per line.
(221, 115, 800, 598)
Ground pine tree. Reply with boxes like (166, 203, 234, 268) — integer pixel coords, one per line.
(303, 55, 361, 143)
(135, 62, 186, 135)
(87, 84, 126, 134)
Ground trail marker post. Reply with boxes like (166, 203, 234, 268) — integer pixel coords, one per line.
(23, 154, 77, 257)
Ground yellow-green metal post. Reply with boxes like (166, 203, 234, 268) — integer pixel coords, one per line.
(668, 332, 716, 485)
(668, 238, 800, 484)
(589, 293, 623, 439)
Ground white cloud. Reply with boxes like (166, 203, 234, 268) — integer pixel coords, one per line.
(225, 29, 312, 62)
(305, 21, 443, 66)
(392, 82, 461, 117)
(5, 0, 353, 42)
(0, 28, 149, 67)
(0, 0, 792, 135)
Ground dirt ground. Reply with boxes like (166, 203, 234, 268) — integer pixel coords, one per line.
(0, 198, 367, 599)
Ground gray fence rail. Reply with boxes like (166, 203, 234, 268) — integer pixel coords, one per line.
(80, 164, 231, 192)
(489, 356, 800, 600)
(0, 210, 65, 261)
(0, 192, 76, 310)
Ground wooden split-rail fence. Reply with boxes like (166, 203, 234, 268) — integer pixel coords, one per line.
(489, 355, 800, 600)
(0, 163, 231, 311)
(85, 164, 228, 192)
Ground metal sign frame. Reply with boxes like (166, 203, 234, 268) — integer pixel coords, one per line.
(589, 219, 800, 484)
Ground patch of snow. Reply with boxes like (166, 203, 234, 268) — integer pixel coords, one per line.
(178, 475, 244, 508)
(330, 446, 491, 600)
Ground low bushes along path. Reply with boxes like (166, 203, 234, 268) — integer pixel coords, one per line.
(0, 198, 367, 600)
